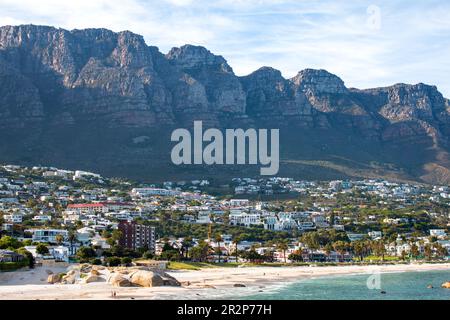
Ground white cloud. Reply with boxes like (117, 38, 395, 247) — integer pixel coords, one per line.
(163, 0, 194, 6)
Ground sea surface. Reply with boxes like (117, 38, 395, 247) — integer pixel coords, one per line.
(238, 270, 450, 300)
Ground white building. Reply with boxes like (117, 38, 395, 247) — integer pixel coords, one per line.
(346, 233, 366, 242)
(311, 214, 329, 228)
(27, 229, 69, 243)
(76, 227, 95, 244)
(196, 212, 212, 224)
(333, 225, 345, 231)
(73, 170, 101, 180)
(430, 229, 447, 238)
(32, 215, 52, 222)
(105, 211, 132, 220)
(4, 213, 23, 223)
(229, 212, 261, 227)
(368, 231, 382, 240)
(24, 245, 70, 262)
(264, 216, 278, 230)
(229, 199, 250, 207)
(298, 221, 316, 231)
(131, 188, 178, 197)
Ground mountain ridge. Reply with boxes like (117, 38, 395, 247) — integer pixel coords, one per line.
(0, 24, 449, 184)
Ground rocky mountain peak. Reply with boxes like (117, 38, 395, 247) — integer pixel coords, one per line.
(240, 66, 290, 100)
(111, 30, 152, 68)
(0, 24, 60, 47)
(242, 67, 284, 84)
(386, 83, 444, 107)
(360, 82, 449, 123)
(291, 68, 348, 95)
(166, 44, 232, 73)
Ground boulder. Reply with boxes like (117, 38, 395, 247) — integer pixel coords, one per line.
(66, 270, 76, 276)
(233, 284, 246, 288)
(83, 275, 105, 284)
(80, 264, 92, 273)
(117, 270, 130, 275)
(47, 274, 62, 284)
(130, 270, 164, 287)
(90, 269, 101, 276)
(108, 274, 132, 287)
(159, 272, 181, 287)
(441, 282, 450, 289)
(61, 274, 76, 284)
(92, 265, 105, 271)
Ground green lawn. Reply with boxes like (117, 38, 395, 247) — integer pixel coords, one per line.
(167, 261, 241, 270)
(0, 260, 29, 271)
(362, 255, 401, 262)
(166, 257, 423, 270)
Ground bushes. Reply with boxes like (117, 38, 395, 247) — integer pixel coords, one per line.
(104, 256, 133, 266)
(0, 236, 23, 249)
(16, 248, 35, 268)
(76, 246, 97, 262)
(0, 259, 29, 271)
(142, 251, 154, 260)
(36, 243, 49, 255)
(105, 256, 121, 267)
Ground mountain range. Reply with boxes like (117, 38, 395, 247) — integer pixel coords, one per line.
(0, 25, 449, 184)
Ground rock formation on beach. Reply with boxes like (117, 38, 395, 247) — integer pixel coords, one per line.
(44, 264, 181, 288)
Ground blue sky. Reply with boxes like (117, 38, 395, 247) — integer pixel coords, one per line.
(1, 0, 450, 97)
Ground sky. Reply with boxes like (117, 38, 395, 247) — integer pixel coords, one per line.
(1, 0, 450, 96)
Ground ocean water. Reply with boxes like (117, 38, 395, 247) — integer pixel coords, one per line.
(239, 270, 450, 300)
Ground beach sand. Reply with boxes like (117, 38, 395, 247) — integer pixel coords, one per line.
(0, 263, 449, 300)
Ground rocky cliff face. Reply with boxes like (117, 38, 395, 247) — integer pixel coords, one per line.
(0, 25, 449, 184)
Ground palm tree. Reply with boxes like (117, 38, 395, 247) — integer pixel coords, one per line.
(301, 232, 320, 251)
(68, 230, 77, 246)
(352, 241, 365, 262)
(200, 240, 212, 262)
(55, 234, 64, 245)
(400, 250, 407, 261)
(433, 243, 447, 260)
(333, 241, 349, 262)
(371, 240, 386, 261)
(263, 248, 275, 262)
(214, 234, 223, 263)
(181, 236, 193, 259)
(410, 243, 420, 260)
(288, 248, 303, 262)
(277, 239, 289, 263)
(424, 244, 433, 261)
(232, 235, 242, 263)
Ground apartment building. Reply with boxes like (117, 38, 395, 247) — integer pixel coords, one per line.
(118, 221, 156, 252)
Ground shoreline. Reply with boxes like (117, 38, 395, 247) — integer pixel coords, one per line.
(0, 262, 449, 300)
(169, 262, 450, 298)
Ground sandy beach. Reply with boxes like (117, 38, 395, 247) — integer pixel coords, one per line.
(0, 263, 449, 300)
